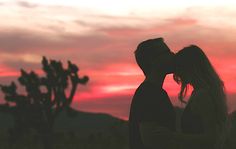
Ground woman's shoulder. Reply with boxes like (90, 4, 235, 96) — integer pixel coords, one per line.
(190, 88, 213, 114)
(191, 88, 212, 101)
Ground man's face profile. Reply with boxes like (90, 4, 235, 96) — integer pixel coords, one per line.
(150, 51, 175, 74)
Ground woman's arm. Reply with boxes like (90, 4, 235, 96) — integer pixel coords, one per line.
(139, 122, 173, 149)
(172, 90, 219, 147)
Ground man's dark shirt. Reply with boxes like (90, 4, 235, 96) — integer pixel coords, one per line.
(129, 81, 176, 149)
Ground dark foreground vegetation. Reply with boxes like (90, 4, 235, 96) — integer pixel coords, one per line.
(0, 109, 129, 149)
(0, 107, 235, 149)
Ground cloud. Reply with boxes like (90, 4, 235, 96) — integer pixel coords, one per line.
(16, 1, 39, 8)
(0, 29, 109, 52)
(165, 18, 198, 26)
(0, 59, 41, 72)
(74, 14, 148, 30)
(0, 13, 235, 59)
(0, 18, 235, 95)
(0, 16, 235, 69)
(0, 28, 137, 74)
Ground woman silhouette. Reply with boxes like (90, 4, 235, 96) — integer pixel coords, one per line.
(172, 45, 228, 149)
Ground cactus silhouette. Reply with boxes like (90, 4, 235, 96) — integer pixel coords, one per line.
(0, 56, 89, 149)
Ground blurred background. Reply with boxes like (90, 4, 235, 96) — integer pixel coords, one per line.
(0, 1, 236, 149)
(0, 0, 235, 121)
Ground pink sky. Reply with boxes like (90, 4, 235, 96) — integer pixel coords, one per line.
(0, 0, 236, 119)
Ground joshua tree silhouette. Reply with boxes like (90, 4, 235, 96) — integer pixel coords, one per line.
(0, 56, 89, 149)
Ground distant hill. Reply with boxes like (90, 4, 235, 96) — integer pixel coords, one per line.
(54, 108, 128, 136)
(0, 108, 129, 149)
(0, 108, 128, 135)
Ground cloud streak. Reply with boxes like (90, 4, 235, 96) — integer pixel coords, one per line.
(16, 1, 39, 8)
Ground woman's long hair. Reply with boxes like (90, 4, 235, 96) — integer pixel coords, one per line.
(174, 45, 228, 128)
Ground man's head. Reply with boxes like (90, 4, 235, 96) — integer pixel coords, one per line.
(134, 38, 174, 76)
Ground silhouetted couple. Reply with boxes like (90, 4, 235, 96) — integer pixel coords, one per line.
(129, 38, 228, 149)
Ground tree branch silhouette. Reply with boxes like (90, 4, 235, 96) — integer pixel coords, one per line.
(0, 56, 89, 149)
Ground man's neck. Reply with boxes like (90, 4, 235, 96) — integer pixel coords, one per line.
(144, 73, 166, 89)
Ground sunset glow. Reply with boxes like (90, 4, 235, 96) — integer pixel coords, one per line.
(0, 0, 236, 119)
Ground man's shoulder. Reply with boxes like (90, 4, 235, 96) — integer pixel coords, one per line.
(135, 82, 164, 95)
(132, 87, 169, 107)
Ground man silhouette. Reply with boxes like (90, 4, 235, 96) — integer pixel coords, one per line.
(129, 38, 176, 149)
